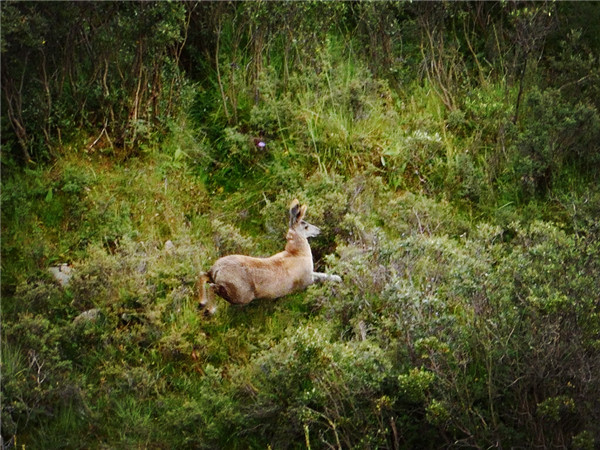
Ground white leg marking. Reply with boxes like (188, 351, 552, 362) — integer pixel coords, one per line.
(312, 272, 342, 283)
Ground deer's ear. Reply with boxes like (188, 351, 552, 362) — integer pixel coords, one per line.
(289, 199, 301, 228)
(299, 204, 307, 221)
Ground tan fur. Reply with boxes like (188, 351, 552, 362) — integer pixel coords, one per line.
(197, 199, 339, 313)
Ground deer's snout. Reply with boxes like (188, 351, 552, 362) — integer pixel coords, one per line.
(304, 222, 321, 238)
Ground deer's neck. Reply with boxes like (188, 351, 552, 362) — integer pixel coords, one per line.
(285, 230, 312, 258)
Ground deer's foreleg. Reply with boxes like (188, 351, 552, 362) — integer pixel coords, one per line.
(312, 272, 342, 284)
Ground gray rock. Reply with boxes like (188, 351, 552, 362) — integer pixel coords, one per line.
(137, 260, 148, 274)
(48, 264, 73, 287)
(73, 308, 100, 325)
(164, 240, 175, 254)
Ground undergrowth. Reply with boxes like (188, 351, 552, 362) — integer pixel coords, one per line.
(2, 4, 600, 448)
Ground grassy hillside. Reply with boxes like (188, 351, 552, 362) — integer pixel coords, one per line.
(2, 2, 600, 448)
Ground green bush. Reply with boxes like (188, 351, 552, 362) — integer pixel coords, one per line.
(232, 323, 392, 448)
(2, 314, 78, 440)
(509, 88, 600, 199)
(315, 200, 600, 447)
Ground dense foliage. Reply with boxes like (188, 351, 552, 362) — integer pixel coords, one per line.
(2, 1, 599, 448)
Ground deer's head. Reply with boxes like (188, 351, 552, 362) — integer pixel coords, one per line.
(289, 199, 320, 239)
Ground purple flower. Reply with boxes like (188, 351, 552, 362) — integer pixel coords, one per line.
(257, 141, 266, 148)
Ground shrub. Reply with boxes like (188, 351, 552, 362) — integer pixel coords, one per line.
(234, 323, 393, 448)
(317, 203, 600, 447)
(509, 88, 600, 198)
(2, 314, 79, 441)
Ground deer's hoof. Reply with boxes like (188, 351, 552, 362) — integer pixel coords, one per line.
(203, 305, 217, 317)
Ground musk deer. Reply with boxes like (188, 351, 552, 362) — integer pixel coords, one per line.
(197, 199, 341, 314)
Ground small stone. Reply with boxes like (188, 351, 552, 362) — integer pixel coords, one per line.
(73, 308, 100, 325)
(48, 264, 73, 287)
(164, 240, 175, 254)
(137, 260, 148, 274)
